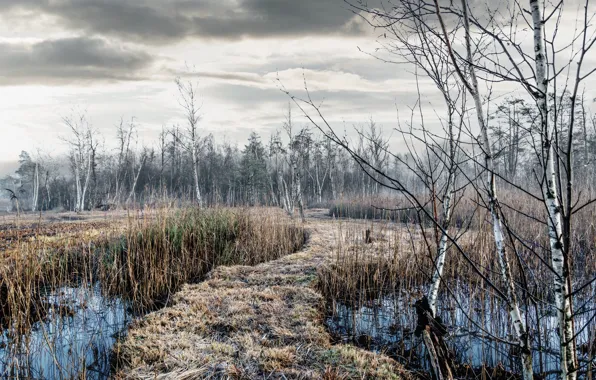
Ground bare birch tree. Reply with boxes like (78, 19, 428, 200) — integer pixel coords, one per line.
(281, 105, 307, 221)
(114, 117, 136, 205)
(176, 77, 203, 206)
(336, 0, 596, 378)
(63, 112, 96, 212)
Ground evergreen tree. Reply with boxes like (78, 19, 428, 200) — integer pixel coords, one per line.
(241, 132, 268, 205)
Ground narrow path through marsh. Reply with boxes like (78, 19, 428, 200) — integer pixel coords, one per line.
(114, 211, 410, 379)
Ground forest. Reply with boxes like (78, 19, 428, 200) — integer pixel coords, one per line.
(3, 93, 595, 215)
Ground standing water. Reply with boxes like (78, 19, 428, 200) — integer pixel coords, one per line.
(0, 284, 136, 379)
(326, 285, 595, 378)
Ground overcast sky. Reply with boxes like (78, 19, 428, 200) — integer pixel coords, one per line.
(0, 0, 594, 175)
(0, 0, 402, 172)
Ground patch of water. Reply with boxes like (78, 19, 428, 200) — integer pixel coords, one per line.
(327, 288, 595, 378)
(0, 285, 135, 379)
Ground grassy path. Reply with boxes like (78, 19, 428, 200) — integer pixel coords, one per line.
(113, 213, 411, 379)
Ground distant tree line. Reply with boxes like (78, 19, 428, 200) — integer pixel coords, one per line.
(1, 100, 398, 213)
(2, 83, 595, 216)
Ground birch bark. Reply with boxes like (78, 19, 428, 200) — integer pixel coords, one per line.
(432, 1, 533, 377)
(529, 1, 577, 377)
(32, 162, 39, 212)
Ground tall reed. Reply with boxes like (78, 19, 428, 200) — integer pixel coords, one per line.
(0, 207, 306, 337)
(318, 210, 595, 377)
(100, 207, 306, 309)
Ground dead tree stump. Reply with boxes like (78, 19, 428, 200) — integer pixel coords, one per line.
(414, 296, 454, 380)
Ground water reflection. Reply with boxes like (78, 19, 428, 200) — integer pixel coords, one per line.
(327, 287, 595, 378)
(0, 285, 135, 379)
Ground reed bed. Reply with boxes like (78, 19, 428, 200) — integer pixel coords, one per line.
(0, 207, 305, 331)
(0, 207, 306, 378)
(318, 202, 596, 378)
(100, 207, 306, 309)
(329, 196, 431, 225)
(329, 191, 596, 251)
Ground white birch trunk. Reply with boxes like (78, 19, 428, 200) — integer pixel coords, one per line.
(45, 179, 50, 210)
(282, 178, 293, 216)
(277, 163, 285, 209)
(314, 162, 328, 204)
(295, 167, 305, 221)
(330, 168, 337, 201)
(441, 1, 533, 377)
(127, 156, 146, 204)
(80, 145, 92, 212)
(291, 163, 300, 213)
(74, 151, 82, 212)
(192, 146, 202, 206)
(32, 162, 39, 212)
(427, 105, 456, 315)
(473, 42, 534, 380)
(428, 182, 453, 315)
(529, 1, 577, 377)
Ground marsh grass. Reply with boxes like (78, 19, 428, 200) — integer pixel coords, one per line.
(329, 197, 429, 225)
(0, 207, 305, 377)
(318, 202, 596, 378)
(101, 207, 306, 309)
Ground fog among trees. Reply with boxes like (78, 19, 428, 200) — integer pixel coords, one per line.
(3, 90, 595, 217)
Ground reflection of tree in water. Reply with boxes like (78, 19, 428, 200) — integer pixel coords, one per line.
(0, 285, 134, 379)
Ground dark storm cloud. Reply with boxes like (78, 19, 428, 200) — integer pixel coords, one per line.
(0, 37, 153, 85)
(0, 0, 367, 43)
(0, 0, 590, 44)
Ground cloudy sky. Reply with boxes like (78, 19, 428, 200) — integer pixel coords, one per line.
(0, 0, 404, 172)
(0, 0, 594, 175)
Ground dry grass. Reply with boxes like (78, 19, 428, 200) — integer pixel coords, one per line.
(0, 207, 305, 345)
(319, 194, 596, 377)
(113, 211, 413, 379)
(0, 219, 124, 331)
(101, 207, 306, 309)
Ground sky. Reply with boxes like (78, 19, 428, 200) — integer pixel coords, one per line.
(0, 0, 407, 174)
(0, 0, 594, 176)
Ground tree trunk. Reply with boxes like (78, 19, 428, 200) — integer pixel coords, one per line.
(530, 0, 577, 377)
(282, 178, 293, 216)
(32, 162, 39, 212)
(45, 177, 51, 210)
(192, 147, 203, 206)
(296, 171, 305, 222)
(74, 152, 82, 212)
(434, 1, 534, 377)
(415, 297, 453, 380)
(127, 155, 146, 204)
(80, 146, 92, 212)
(428, 178, 453, 314)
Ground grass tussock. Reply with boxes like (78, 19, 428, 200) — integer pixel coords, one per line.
(102, 207, 306, 309)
